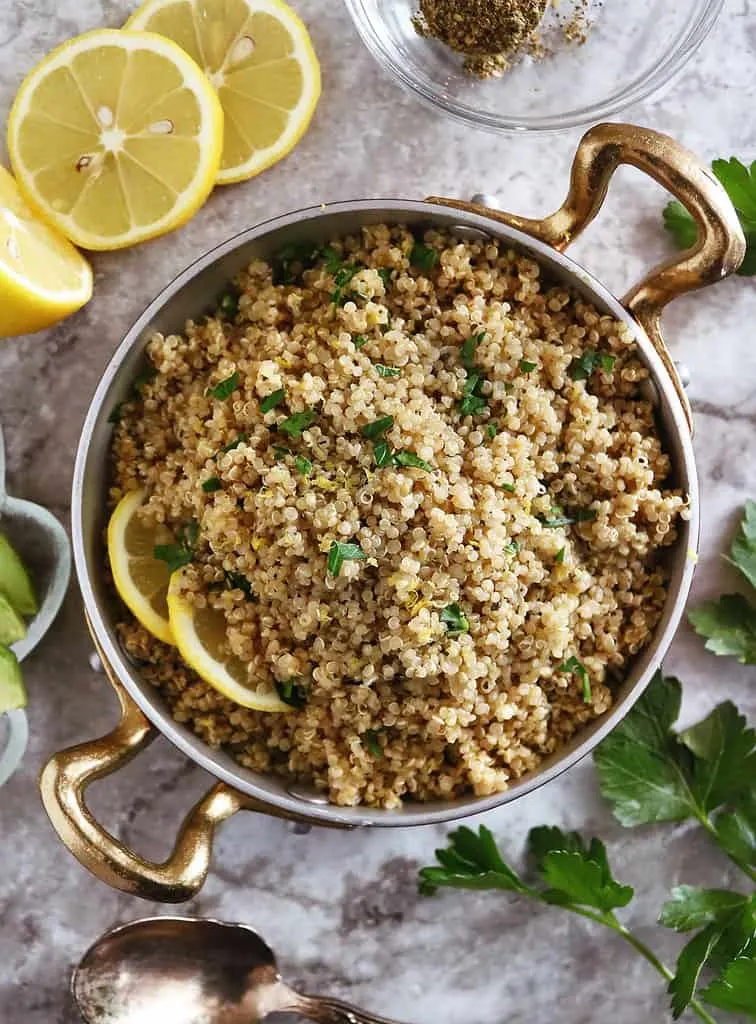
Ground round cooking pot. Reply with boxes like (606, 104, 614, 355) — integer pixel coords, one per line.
(41, 124, 745, 904)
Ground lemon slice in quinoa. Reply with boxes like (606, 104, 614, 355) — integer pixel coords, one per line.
(107, 489, 175, 645)
(126, 0, 320, 184)
(167, 567, 289, 712)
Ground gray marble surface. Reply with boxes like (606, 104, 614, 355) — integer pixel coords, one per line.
(1, 1, 755, 1021)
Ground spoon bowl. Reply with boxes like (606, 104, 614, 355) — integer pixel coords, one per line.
(74, 916, 401, 1024)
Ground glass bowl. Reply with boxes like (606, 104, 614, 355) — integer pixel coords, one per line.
(343, 0, 724, 132)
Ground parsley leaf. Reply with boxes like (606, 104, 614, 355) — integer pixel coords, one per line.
(224, 571, 255, 601)
(202, 477, 223, 493)
(504, 541, 520, 555)
(728, 498, 756, 590)
(373, 439, 394, 467)
(702, 957, 756, 1016)
(569, 349, 615, 381)
(363, 728, 384, 758)
(419, 825, 528, 896)
(294, 455, 313, 476)
(461, 331, 485, 370)
(529, 827, 633, 912)
(279, 409, 317, 438)
(538, 508, 597, 528)
(410, 243, 439, 272)
(594, 671, 756, 828)
(440, 603, 469, 636)
(663, 158, 756, 276)
(377, 267, 393, 289)
(375, 364, 400, 378)
(486, 423, 498, 439)
(393, 451, 433, 472)
(519, 359, 537, 373)
(327, 540, 366, 577)
(330, 261, 360, 305)
(260, 389, 285, 414)
(361, 416, 394, 440)
(206, 371, 240, 400)
(669, 926, 723, 1018)
(218, 289, 240, 319)
(659, 886, 750, 933)
(353, 334, 369, 350)
(220, 433, 247, 454)
(555, 546, 566, 564)
(154, 520, 199, 573)
(715, 792, 756, 868)
(560, 656, 592, 704)
(275, 678, 308, 708)
(689, 593, 756, 664)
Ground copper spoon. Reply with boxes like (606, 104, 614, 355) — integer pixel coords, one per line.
(73, 916, 404, 1024)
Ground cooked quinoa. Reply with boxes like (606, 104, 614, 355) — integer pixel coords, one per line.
(111, 223, 687, 809)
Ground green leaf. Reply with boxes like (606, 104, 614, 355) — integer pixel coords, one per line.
(528, 825, 587, 868)
(419, 826, 527, 896)
(538, 508, 597, 528)
(560, 656, 592, 704)
(458, 393, 488, 416)
(327, 540, 366, 577)
(568, 349, 614, 382)
(669, 925, 721, 1018)
(224, 571, 255, 601)
(219, 432, 247, 454)
(410, 243, 439, 272)
(714, 792, 756, 867)
(218, 290, 240, 319)
(275, 678, 308, 708)
(374, 364, 401, 378)
(728, 499, 756, 590)
(153, 520, 200, 574)
(461, 331, 485, 369)
(353, 334, 369, 349)
(659, 886, 749, 932)
(273, 445, 291, 461)
(486, 423, 498, 439)
(688, 593, 756, 664)
(663, 201, 698, 249)
(711, 158, 756, 223)
(702, 957, 756, 1017)
(279, 409, 317, 438)
(394, 451, 433, 472)
(206, 371, 240, 401)
(593, 671, 699, 825)
(519, 359, 537, 373)
(535, 836, 633, 913)
(361, 416, 394, 440)
(679, 701, 756, 811)
(294, 455, 313, 476)
(202, 477, 223, 493)
(504, 541, 520, 555)
(440, 603, 469, 635)
(555, 546, 566, 564)
(373, 439, 394, 467)
(362, 728, 383, 758)
(377, 267, 393, 289)
(500, 483, 515, 494)
(260, 389, 285, 414)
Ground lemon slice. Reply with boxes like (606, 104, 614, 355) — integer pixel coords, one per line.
(167, 567, 288, 711)
(107, 489, 175, 644)
(126, 0, 320, 184)
(0, 166, 92, 337)
(7, 29, 224, 251)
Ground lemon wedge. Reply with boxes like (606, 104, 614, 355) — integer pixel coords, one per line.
(167, 567, 289, 711)
(126, 0, 320, 184)
(107, 489, 175, 645)
(0, 166, 92, 337)
(8, 29, 224, 251)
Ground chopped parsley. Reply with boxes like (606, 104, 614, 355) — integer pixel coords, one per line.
(459, 370, 488, 417)
(504, 541, 520, 556)
(273, 445, 291, 460)
(569, 349, 616, 381)
(331, 262, 360, 305)
(461, 331, 486, 370)
(519, 359, 537, 373)
(224, 571, 255, 601)
(327, 540, 366, 577)
(486, 423, 498, 439)
(373, 439, 394, 467)
(538, 507, 598, 528)
(354, 334, 369, 350)
(219, 432, 247, 454)
(560, 656, 592, 704)
(218, 289, 240, 319)
(500, 482, 516, 494)
(361, 416, 394, 440)
(394, 451, 433, 472)
(375, 364, 401, 378)
(260, 389, 285, 414)
(271, 240, 321, 285)
(154, 520, 199, 573)
(276, 678, 308, 708)
(295, 455, 313, 476)
(555, 546, 566, 564)
(206, 371, 240, 401)
(441, 603, 470, 636)
(410, 243, 440, 272)
(202, 477, 223, 493)
(279, 409, 317, 438)
(363, 728, 384, 758)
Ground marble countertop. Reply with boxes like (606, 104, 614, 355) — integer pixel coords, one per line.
(1, 1, 755, 1021)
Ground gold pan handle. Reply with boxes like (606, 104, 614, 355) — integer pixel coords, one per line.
(429, 122, 746, 434)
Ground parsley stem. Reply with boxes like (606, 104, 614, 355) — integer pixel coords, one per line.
(547, 903, 719, 1024)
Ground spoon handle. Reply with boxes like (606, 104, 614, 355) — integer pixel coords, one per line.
(293, 994, 406, 1024)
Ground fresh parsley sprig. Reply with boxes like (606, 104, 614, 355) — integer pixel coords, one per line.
(689, 500, 756, 665)
(663, 158, 756, 276)
(153, 520, 199, 573)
